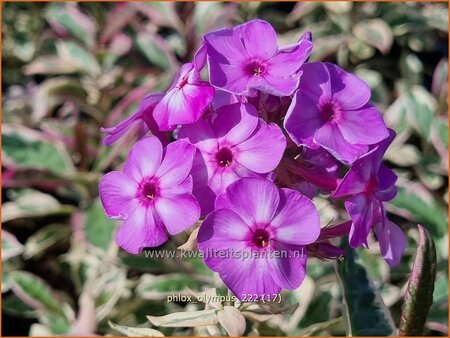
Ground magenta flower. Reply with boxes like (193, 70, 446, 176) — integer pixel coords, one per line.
(179, 102, 286, 214)
(99, 136, 200, 254)
(101, 93, 168, 146)
(204, 19, 312, 97)
(333, 130, 406, 265)
(153, 46, 215, 131)
(197, 178, 321, 299)
(284, 62, 389, 164)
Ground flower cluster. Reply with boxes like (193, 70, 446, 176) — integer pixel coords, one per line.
(99, 19, 406, 299)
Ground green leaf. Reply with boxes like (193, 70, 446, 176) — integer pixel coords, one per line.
(56, 41, 101, 76)
(1, 189, 74, 223)
(399, 225, 437, 335)
(336, 240, 396, 336)
(109, 321, 164, 337)
(45, 3, 96, 48)
(136, 273, 202, 300)
(9, 271, 66, 317)
(147, 309, 219, 328)
(84, 199, 115, 251)
(2, 125, 74, 174)
(2, 230, 24, 261)
(353, 19, 394, 54)
(389, 187, 447, 238)
(23, 224, 71, 259)
(136, 32, 176, 70)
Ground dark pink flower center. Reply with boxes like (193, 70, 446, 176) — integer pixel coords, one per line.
(252, 228, 271, 248)
(141, 181, 158, 200)
(246, 61, 266, 77)
(365, 176, 378, 194)
(177, 76, 189, 89)
(321, 101, 341, 123)
(216, 147, 233, 167)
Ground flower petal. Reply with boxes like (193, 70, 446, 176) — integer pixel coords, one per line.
(153, 83, 214, 131)
(314, 123, 368, 164)
(99, 171, 138, 219)
(101, 93, 164, 146)
(297, 62, 332, 100)
(374, 217, 406, 267)
(236, 19, 278, 60)
(375, 164, 398, 201)
(219, 257, 281, 300)
(284, 90, 324, 147)
(271, 188, 321, 245)
(154, 193, 200, 235)
(123, 136, 163, 181)
(116, 207, 168, 254)
(338, 106, 389, 145)
(266, 39, 312, 76)
(327, 63, 371, 110)
(156, 140, 196, 188)
(250, 72, 300, 96)
(190, 152, 217, 215)
(198, 208, 252, 271)
(346, 194, 378, 248)
(211, 102, 259, 146)
(266, 241, 308, 290)
(215, 177, 280, 225)
(233, 121, 286, 173)
(178, 118, 218, 154)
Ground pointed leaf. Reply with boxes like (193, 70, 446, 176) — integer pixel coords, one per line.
(147, 309, 219, 327)
(109, 321, 164, 337)
(2, 230, 24, 261)
(399, 225, 437, 335)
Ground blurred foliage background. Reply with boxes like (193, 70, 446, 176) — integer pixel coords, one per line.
(1, 2, 448, 336)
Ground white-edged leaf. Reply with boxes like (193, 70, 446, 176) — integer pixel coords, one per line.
(2, 230, 24, 261)
(353, 19, 393, 54)
(23, 224, 71, 259)
(147, 309, 219, 327)
(109, 321, 164, 337)
(218, 306, 246, 336)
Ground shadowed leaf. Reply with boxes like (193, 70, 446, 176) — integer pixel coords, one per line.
(336, 240, 396, 336)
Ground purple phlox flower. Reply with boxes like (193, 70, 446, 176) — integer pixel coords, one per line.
(197, 177, 321, 299)
(204, 19, 313, 97)
(153, 44, 215, 131)
(99, 136, 200, 254)
(275, 146, 340, 198)
(284, 62, 389, 164)
(101, 93, 169, 146)
(333, 129, 405, 265)
(179, 102, 286, 215)
(211, 89, 241, 110)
